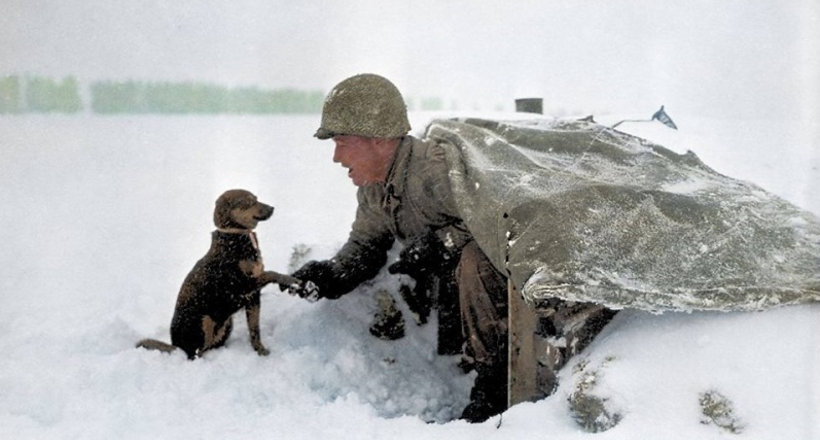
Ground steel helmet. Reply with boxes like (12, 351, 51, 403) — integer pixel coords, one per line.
(314, 73, 411, 140)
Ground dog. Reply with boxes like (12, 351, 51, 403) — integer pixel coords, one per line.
(137, 189, 298, 359)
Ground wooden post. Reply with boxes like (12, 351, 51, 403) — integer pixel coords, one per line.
(508, 280, 537, 406)
(508, 281, 557, 407)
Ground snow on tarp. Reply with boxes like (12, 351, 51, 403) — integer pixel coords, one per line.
(425, 117, 820, 313)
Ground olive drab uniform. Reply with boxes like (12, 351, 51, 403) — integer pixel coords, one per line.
(296, 73, 515, 422)
(311, 134, 513, 419)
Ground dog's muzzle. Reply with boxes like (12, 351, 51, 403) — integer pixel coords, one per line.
(255, 204, 274, 221)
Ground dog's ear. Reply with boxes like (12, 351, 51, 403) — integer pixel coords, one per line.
(214, 197, 231, 228)
(213, 189, 253, 228)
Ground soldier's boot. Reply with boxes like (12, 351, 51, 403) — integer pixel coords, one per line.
(460, 363, 508, 423)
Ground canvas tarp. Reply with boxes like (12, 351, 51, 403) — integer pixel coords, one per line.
(424, 118, 820, 313)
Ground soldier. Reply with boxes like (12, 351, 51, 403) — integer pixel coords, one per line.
(287, 73, 507, 422)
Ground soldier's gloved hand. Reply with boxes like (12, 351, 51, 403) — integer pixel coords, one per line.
(284, 260, 336, 301)
(388, 233, 454, 279)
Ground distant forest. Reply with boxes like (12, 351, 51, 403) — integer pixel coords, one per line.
(0, 75, 447, 115)
(1, 75, 83, 113)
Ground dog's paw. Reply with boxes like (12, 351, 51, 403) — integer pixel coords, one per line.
(288, 280, 321, 303)
(254, 346, 271, 356)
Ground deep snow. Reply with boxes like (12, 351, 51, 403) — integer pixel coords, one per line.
(0, 112, 818, 439)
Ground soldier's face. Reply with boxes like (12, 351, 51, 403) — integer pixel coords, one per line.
(332, 135, 396, 187)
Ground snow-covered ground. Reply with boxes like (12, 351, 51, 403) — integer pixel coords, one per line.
(1, 112, 818, 439)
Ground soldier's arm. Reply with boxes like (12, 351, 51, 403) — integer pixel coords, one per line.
(426, 142, 474, 253)
(294, 186, 394, 299)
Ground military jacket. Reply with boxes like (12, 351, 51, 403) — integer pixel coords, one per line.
(329, 135, 472, 290)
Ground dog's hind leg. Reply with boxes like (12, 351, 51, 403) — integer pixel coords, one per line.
(210, 317, 233, 350)
(201, 315, 233, 354)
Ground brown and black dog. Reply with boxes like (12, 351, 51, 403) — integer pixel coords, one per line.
(137, 189, 298, 359)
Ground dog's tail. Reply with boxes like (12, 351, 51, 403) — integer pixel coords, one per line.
(136, 338, 178, 353)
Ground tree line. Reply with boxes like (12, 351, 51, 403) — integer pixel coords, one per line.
(0, 75, 325, 115)
(89, 81, 325, 114)
(1, 75, 449, 115)
(1, 75, 83, 113)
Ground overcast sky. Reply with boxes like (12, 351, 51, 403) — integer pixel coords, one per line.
(3, 0, 818, 122)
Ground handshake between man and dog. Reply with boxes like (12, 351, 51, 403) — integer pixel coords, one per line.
(137, 189, 318, 359)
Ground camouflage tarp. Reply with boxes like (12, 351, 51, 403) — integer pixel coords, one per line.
(425, 118, 820, 313)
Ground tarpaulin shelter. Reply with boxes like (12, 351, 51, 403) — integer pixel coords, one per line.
(426, 118, 820, 313)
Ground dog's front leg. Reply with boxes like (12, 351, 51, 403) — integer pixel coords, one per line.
(245, 291, 270, 356)
(256, 270, 299, 289)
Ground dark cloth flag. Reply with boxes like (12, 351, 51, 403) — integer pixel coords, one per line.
(652, 105, 678, 130)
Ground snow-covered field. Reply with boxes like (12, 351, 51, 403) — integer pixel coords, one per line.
(1, 112, 818, 439)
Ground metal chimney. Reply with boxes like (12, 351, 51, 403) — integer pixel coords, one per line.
(515, 98, 543, 114)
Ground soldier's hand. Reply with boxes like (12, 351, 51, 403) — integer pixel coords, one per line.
(388, 233, 454, 279)
(284, 260, 336, 301)
(286, 280, 321, 303)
